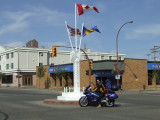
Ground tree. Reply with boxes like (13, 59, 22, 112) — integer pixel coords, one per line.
(53, 66, 67, 87)
(37, 66, 45, 88)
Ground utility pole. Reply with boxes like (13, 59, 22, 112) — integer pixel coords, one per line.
(146, 54, 151, 60)
(150, 46, 160, 61)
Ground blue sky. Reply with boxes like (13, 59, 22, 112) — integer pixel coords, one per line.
(0, 0, 160, 60)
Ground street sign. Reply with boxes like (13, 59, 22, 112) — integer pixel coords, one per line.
(115, 75, 120, 79)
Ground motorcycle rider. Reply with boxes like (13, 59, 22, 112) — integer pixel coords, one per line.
(92, 79, 106, 108)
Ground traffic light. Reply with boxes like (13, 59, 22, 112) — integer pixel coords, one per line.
(89, 61, 93, 69)
(52, 46, 57, 57)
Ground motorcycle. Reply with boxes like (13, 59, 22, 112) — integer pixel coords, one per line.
(79, 85, 118, 107)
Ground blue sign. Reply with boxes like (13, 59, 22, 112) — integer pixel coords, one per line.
(48, 65, 73, 73)
(148, 63, 160, 70)
(94, 70, 117, 77)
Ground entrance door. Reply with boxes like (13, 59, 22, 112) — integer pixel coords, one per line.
(23, 75, 33, 86)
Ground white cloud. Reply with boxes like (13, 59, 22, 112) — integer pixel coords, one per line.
(0, 21, 28, 35)
(0, 6, 72, 35)
(3, 41, 24, 48)
(27, 5, 72, 26)
(126, 24, 160, 39)
(134, 24, 160, 35)
(40, 41, 67, 48)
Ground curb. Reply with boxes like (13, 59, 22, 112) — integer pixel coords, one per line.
(43, 99, 79, 106)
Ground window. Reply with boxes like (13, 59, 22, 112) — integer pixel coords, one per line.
(6, 64, 9, 69)
(40, 52, 43, 56)
(39, 63, 43, 66)
(109, 56, 112, 60)
(11, 52, 14, 58)
(11, 63, 14, 69)
(84, 56, 87, 59)
(2, 75, 13, 83)
(101, 56, 104, 60)
(6, 53, 9, 59)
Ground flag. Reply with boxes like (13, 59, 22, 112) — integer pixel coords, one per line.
(76, 4, 99, 16)
(92, 26, 101, 33)
(67, 25, 81, 36)
(82, 26, 101, 37)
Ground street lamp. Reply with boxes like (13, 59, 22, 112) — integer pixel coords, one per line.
(115, 21, 133, 87)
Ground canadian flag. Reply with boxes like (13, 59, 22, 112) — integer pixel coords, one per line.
(76, 4, 99, 16)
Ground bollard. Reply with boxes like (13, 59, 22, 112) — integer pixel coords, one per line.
(69, 87, 71, 92)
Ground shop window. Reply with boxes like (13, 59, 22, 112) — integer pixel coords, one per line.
(2, 75, 13, 83)
(156, 71, 160, 85)
(148, 70, 153, 85)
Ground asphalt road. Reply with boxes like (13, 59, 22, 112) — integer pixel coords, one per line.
(0, 87, 160, 120)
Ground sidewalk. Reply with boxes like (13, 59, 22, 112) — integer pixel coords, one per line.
(0, 86, 63, 94)
(117, 88, 160, 94)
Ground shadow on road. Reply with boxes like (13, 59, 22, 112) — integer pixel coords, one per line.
(0, 111, 9, 120)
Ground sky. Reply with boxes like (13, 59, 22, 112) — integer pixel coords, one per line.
(0, 0, 160, 60)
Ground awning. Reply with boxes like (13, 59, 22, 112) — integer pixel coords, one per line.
(94, 70, 122, 77)
(148, 63, 160, 70)
(48, 65, 73, 73)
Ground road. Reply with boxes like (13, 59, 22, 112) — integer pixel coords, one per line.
(0, 87, 160, 120)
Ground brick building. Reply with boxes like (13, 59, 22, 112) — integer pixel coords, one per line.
(36, 58, 160, 91)
(36, 60, 96, 89)
(122, 59, 148, 90)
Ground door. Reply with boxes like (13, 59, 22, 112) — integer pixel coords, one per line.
(23, 75, 33, 86)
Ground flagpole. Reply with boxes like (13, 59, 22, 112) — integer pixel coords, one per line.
(78, 23, 84, 52)
(75, 3, 78, 51)
(65, 21, 74, 51)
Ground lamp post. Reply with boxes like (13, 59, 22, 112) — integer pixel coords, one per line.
(115, 21, 133, 87)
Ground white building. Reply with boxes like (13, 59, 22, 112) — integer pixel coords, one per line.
(0, 46, 125, 87)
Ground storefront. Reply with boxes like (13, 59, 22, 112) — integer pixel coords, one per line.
(36, 59, 160, 90)
(148, 62, 160, 87)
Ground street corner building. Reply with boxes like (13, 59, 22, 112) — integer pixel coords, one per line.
(0, 41, 160, 90)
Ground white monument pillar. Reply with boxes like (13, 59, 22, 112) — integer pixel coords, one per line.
(57, 50, 83, 101)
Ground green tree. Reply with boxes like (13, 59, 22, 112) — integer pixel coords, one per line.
(37, 66, 45, 88)
(53, 66, 67, 87)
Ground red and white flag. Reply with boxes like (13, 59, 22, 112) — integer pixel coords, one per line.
(76, 4, 99, 16)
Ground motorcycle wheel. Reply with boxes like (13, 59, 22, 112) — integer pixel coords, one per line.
(79, 97, 88, 107)
(106, 99, 115, 107)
